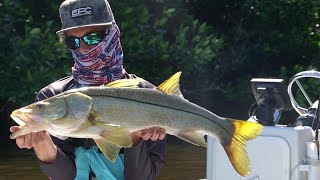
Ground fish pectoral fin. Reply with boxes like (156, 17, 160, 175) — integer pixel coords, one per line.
(105, 78, 144, 88)
(176, 131, 207, 147)
(94, 138, 122, 162)
(222, 119, 263, 177)
(97, 124, 133, 148)
(157, 72, 184, 98)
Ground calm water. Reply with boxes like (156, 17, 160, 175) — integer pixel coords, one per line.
(0, 141, 206, 180)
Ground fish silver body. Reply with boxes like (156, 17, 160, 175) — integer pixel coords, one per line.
(87, 87, 231, 136)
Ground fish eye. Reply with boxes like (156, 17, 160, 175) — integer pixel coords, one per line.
(36, 104, 44, 109)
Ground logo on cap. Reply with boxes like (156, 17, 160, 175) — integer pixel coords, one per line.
(71, 7, 93, 18)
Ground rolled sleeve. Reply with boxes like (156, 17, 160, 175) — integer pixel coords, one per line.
(124, 138, 166, 180)
(38, 137, 77, 180)
(38, 147, 76, 180)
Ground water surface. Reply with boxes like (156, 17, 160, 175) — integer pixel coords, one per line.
(0, 141, 206, 180)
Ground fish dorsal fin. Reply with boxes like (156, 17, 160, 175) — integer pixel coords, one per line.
(157, 71, 183, 98)
(105, 78, 144, 88)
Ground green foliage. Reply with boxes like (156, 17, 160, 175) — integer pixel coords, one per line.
(111, 0, 222, 85)
(0, 0, 71, 105)
(188, 0, 320, 102)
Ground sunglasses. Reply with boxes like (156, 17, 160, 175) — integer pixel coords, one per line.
(65, 30, 107, 50)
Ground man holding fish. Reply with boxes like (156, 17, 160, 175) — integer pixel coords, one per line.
(9, 0, 264, 179)
(9, 0, 167, 179)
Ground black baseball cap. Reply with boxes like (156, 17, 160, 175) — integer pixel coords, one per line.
(56, 0, 115, 35)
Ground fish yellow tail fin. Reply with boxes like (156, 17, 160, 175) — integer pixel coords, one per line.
(223, 119, 263, 177)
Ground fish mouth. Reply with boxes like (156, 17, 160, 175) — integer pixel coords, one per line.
(10, 109, 33, 126)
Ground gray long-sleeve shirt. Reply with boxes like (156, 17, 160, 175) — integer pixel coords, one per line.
(36, 74, 166, 180)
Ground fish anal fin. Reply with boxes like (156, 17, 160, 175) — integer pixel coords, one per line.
(105, 78, 144, 88)
(176, 131, 207, 147)
(222, 119, 263, 177)
(157, 72, 184, 98)
(94, 138, 121, 162)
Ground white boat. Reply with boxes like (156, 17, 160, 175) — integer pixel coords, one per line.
(206, 70, 320, 180)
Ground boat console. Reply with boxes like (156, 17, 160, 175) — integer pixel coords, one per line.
(206, 70, 320, 180)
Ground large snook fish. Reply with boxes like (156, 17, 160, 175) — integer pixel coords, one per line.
(10, 72, 263, 176)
